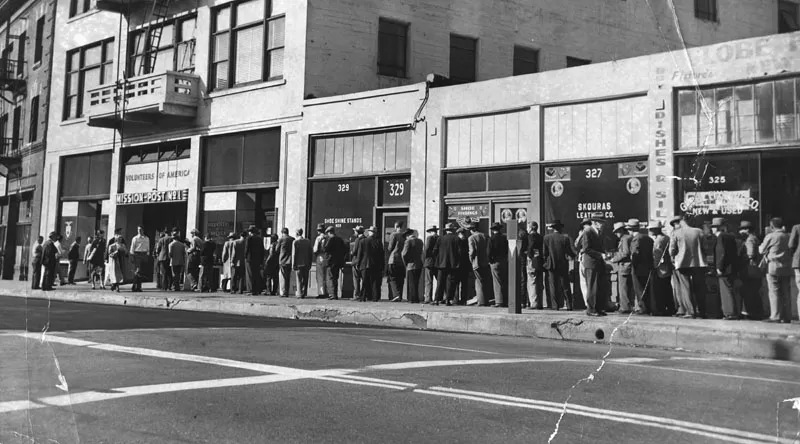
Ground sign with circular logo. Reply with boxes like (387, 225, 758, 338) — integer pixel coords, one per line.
(551, 181, 564, 197)
(515, 209, 527, 223)
(501, 209, 514, 222)
(626, 178, 642, 195)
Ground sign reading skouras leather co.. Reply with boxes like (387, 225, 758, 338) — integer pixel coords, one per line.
(123, 158, 192, 194)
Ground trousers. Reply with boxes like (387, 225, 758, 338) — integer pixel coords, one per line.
(171, 265, 184, 291)
(387, 263, 405, 300)
(406, 269, 422, 303)
(617, 273, 634, 312)
(68, 259, 78, 284)
(31, 260, 42, 289)
(159, 260, 172, 291)
(473, 266, 491, 306)
(295, 266, 310, 297)
(490, 261, 508, 306)
(718, 274, 741, 318)
(632, 272, 652, 314)
(766, 274, 792, 322)
(526, 265, 544, 308)
(325, 265, 341, 298)
(675, 268, 707, 316)
(362, 268, 382, 301)
(352, 267, 363, 300)
(279, 264, 292, 296)
(582, 267, 600, 312)
(547, 271, 572, 310)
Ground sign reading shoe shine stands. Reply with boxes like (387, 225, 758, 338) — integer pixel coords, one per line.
(116, 158, 192, 205)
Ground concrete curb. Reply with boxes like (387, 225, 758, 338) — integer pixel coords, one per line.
(3, 286, 799, 362)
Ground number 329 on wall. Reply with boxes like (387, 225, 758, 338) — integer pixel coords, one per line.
(585, 168, 603, 179)
(388, 182, 405, 196)
(337, 184, 350, 192)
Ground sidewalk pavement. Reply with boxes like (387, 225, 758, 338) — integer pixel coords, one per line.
(2, 280, 798, 362)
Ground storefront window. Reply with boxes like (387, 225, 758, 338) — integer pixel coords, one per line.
(308, 178, 374, 240)
(203, 128, 280, 188)
(675, 153, 760, 230)
(60, 201, 104, 248)
(202, 190, 275, 255)
(445, 167, 529, 194)
(61, 151, 112, 199)
(312, 129, 411, 176)
(543, 160, 649, 237)
(679, 77, 800, 149)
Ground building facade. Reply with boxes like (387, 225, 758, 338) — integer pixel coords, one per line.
(39, 0, 800, 284)
(0, 0, 56, 281)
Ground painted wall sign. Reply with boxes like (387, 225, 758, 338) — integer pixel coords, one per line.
(680, 190, 759, 216)
(116, 189, 189, 205)
(309, 178, 374, 239)
(124, 158, 193, 193)
(650, 92, 674, 224)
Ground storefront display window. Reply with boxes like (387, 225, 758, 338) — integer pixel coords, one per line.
(61, 151, 112, 199)
(309, 178, 374, 239)
(679, 77, 800, 149)
(312, 129, 411, 176)
(203, 128, 280, 187)
(543, 160, 649, 237)
(445, 167, 529, 195)
(202, 190, 276, 255)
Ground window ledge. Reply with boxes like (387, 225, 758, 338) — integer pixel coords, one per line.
(207, 78, 286, 99)
(60, 117, 88, 127)
(67, 8, 100, 24)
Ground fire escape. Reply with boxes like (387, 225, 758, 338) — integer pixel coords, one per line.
(0, 9, 26, 174)
(89, 0, 200, 129)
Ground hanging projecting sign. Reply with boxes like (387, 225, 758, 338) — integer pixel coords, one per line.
(123, 158, 193, 194)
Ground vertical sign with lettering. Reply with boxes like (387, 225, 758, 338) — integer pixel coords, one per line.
(650, 75, 674, 224)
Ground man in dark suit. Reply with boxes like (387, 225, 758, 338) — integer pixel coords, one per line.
(275, 227, 295, 297)
(609, 221, 633, 314)
(629, 219, 655, 315)
(580, 218, 606, 316)
(246, 226, 266, 295)
(467, 223, 490, 307)
(386, 221, 406, 302)
(355, 226, 384, 301)
(232, 231, 247, 294)
(542, 220, 576, 310)
(322, 226, 347, 300)
(669, 215, 708, 318)
(292, 228, 313, 298)
(488, 222, 509, 308)
(712, 217, 741, 320)
(423, 225, 440, 304)
(788, 222, 800, 319)
(41, 232, 59, 291)
(433, 223, 461, 305)
(67, 236, 81, 285)
(350, 226, 366, 300)
(455, 228, 472, 305)
(155, 228, 173, 291)
(526, 222, 545, 309)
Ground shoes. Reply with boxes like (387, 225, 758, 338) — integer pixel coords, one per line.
(328, 296, 339, 300)
(446, 301, 453, 306)
(432, 301, 440, 306)
(422, 300, 431, 305)
(680, 314, 695, 319)
(723, 315, 741, 321)
(316, 295, 328, 299)
(619, 310, 632, 314)
(762, 319, 780, 323)
(493, 304, 508, 308)
(466, 297, 478, 306)
(391, 297, 402, 302)
(586, 311, 601, 317)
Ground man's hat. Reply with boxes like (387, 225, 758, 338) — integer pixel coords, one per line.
(669, 215, 683, 226)
(456, 227, 469, 235)
(403, 228, 415, 237)
(248, 225, 258, 232)
(711, 217, 727, 228)
(490, 222, 504, 231)
(468, 222, 479, 230)
(739, 220, 755, 231)
(445, 222, 458, 232)
(316, 223, 326, 232)
(612, 222, 627, 233)
(227, 232, 236, 239)
(354, 225, 365, 234)
(626, 218, 641, 230)
(590, 212, 605, 222)
(548, 220, 564, 228)
(529, 221, 539, 229)
(580, 218, 592, 226)
(367, 226, 378, 233)
(190, 228, 200, 235)
(324, 226, 335, 234)
(426, 225, 439, 233)
(648, 221, 664, 231)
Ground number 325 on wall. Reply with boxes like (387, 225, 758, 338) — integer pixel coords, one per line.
(337, 184, 350, 192)
(585, 168, 603, 179)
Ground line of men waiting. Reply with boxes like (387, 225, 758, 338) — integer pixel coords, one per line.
(553, 214, 799, 322)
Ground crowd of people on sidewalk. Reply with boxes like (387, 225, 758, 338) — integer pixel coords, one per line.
(27, 214, 800, 324)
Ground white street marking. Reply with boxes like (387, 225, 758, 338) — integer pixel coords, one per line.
(609, 361, 800, 386)
(608, 357, 660, 363)
(333, 374, 417, 387)
(0, 400, 45, 414)
(417, 387, 791, 444)
(370, 339, 502, 355)
(314, 376, 412, 390)
(362, 358, 580, 371)
(670, 356, 800, 369)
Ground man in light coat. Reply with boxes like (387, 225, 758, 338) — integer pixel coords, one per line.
(629, 219, 655, 315)
(609, 222, 633, 314)
(221, 233, 236, 292)
(579, 217, 607, 316)
(760, 217, 793, 323)
(669, 216, 708, 318)
(292, 228, 313, 298)
(467, 223, 491, 307)
(168, 231, 187, 291)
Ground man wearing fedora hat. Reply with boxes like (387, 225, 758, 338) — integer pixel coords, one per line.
(422, 225, 440, 304)
(578, 217, 607, 316)
(313, 223, 329, 299)
(609, 221, 634, 314)
(245, 225, 266, 295)
(275, 227, 295, 297)
(737, 220, 764, 320)
(186, 229, 204, 291)
(221, 232, 236, 292)
(488, 222, 509, 307)
(649, 221, 676, 315)
(759, 217, 793, 323)
(542, 220, 576, 310)
(322, 226, 347, 300)
(629, 218, 655, 315)
(387, 221, 407, 302)
(350, 226, 367, 301)
(354, 226, 384, 301)
(433, 222, 461, 305)
(525, 222, 545, 309)
(669, 216, 708, 318)
(711, 217, 741, 320)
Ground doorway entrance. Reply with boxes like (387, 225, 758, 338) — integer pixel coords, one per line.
(380, 212, 409, 251)
(493, 202, 530, 237)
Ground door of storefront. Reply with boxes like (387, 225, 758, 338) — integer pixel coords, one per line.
(494, 202, 530, 237)
(380, 212, 409, 249)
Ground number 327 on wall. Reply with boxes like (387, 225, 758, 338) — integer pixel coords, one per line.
(585, 168, 602, 179)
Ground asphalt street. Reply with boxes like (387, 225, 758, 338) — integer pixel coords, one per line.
(1, 296, 798, 444)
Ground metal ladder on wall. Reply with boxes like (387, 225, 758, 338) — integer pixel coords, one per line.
(137, 0, 172, 77)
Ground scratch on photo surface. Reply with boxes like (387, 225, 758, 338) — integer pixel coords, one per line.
(779, 397, 800, 443)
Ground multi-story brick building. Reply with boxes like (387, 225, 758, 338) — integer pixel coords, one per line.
(38, 0, 800, 283)
(0, 0, 55, 281)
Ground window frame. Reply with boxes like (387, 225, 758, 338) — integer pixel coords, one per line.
(377, 18, 409, 78)
(694, 0, 719, 22)
(779, 0, 800, 33)
(69, 0, 94, 18)
(449, 33, 477, 85)
(29, 95, 39, 143)
(63, 38, 114, 121)
(128, 14, 197, 77)
(34, 17, 45, 65)
(513, 45, 539, 76)
(209, 0, 285, 92)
